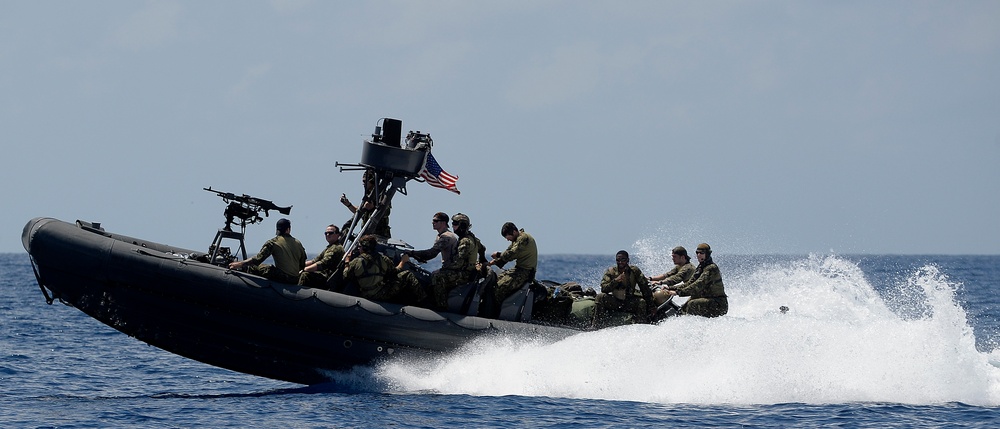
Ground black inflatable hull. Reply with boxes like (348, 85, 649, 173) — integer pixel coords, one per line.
(21, 218, 579, 385)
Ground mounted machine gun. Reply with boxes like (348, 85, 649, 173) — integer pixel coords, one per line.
(203, 187, 292, 266)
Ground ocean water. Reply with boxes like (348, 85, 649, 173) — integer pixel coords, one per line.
(2, 252, 999, 428)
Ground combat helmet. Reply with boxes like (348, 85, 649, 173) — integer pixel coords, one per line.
(451, 213, 471, 234)
(451, 213, 471, 228)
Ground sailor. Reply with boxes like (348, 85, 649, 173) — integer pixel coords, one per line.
(297, 224, 345, 289)
(340, 169, 391, 238)
(488, 222, 537, 305)
(229, 218, 307, 284)
(452, 212, 488, 278)
(428, 213, 486, 310)
(649, 246, 696, 306)
(342, 234, 426, 305)
(593, 250, 653, 327)
(660, 243, 728, 317)
(408, 212, 459, 268)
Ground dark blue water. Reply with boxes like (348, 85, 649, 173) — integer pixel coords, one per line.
(3, 252, 1000, 427)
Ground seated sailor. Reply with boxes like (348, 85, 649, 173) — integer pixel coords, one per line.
(229, 218, 307, 284)
(452, 213, 488, 279)
(297, 224, 345, 289)
(342, 234, 427, 305)
(649, 246, 696, 306)
(408, 212, 468, 310)
(593, 250, 653, 327)
(659, 243, 728, 317)
(487, 222, 537, 305)
(426, 213, 484, 310)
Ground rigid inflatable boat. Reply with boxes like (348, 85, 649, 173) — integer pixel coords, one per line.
(21, 118, 637, 385)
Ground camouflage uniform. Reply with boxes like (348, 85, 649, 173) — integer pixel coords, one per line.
(362, 205, 391, 238)
(352, 170, 391, 238)
(297, 243, 345, 287)
(455, 235, 481, 275)
(674, 263, 728, 317)
(246, 233, 307, 284)
(493, 230, 537, 303)
(465, 231, 488, 276)
(432, 234, 479, 309)
(410, 230, 459, 267)
(594, 264, 653, 325)
(342, 252, 426, 305)
(651, 261, 696, 306)
(658, 262, 696, 286)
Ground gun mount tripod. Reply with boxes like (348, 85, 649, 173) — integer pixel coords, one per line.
(203, 187, 292, 266)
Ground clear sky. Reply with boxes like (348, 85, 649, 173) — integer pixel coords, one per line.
(3, 1, 999, 256)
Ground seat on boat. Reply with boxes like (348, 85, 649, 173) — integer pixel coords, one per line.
(497, 281, 542, 322)
(446, 271, 495, 316)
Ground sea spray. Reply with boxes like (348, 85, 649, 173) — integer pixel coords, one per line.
(367, 255, 1000, 406)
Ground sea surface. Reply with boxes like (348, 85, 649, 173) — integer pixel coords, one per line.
(2, 251, 999, 428)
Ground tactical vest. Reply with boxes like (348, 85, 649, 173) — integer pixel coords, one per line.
(455, 236, 479, 273)
(350, 253, 391, 296)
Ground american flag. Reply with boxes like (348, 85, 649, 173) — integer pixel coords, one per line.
(419, 152, 460, 194)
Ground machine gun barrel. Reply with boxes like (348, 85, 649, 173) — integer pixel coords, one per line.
(204, 187, 292, 233)
(203, 187, 291, 216)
